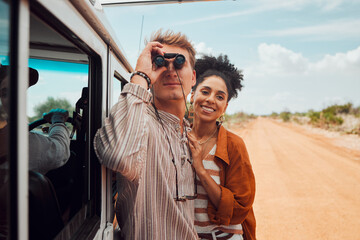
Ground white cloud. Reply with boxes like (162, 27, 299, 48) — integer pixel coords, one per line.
(258, 19, 360, 41)
(194, 42, 213, 56)
(248, 43, 360, 76)
(310, 46, 360, 72)
(255, 0, 353, 11)
(230, 43, 360, 115)
(247, 43, 309, 76)
(172, 0, 355, 26)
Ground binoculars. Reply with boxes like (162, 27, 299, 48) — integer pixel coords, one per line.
(153, 53, 186, 69)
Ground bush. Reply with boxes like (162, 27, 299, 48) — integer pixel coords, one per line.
(279, 111, 291, 122)
(323, 102, 352, 115)
(351, 106, 360, 117)
(322, 112, 343, 125)
(307, 111, 320, 124)
(270, 112, 278, 118)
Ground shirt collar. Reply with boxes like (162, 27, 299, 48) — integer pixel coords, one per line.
(215, 125, 230, 165)
(148, 104, 189, 127)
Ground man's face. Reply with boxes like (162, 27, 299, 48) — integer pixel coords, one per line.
(152, 44, 196, 105)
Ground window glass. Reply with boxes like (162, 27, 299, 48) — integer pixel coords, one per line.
(0, 0, 10, 239)
(27, 12, 92, 239)
(112, 76, 122, 107)
(27, 59, 88, 139)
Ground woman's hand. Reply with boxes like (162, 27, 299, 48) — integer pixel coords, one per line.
(187, 132, 206, 175)
(187, 132, 221, 208)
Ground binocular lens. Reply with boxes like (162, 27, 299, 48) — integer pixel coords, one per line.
(174, 55, 185, 66)
(153, 54, 186, 69)
(154, 55, 166, 67)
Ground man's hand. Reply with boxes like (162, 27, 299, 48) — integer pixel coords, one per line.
(43, 109, 69, 124)
(133, 42, 167, 87)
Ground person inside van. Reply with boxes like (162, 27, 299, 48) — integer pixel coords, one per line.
(94, 30, 198, 239)
(0, 65, 70, 174)
(0, 65, 72, 239)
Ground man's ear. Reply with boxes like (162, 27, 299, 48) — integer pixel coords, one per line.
(190, 91, 194, 103)
(191, 70, 196, 87)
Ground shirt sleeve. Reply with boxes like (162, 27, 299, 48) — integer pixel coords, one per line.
(208, 136, 256, 226)
(93, 83, 152, 181)
(29, 123, 70, 174)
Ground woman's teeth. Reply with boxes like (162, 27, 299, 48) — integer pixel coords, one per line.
(201, 106, 215, 112)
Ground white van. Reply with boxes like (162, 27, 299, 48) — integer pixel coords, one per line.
(0, 1, 212, 239)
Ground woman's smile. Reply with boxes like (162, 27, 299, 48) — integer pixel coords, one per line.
(200, 105, 216, 113)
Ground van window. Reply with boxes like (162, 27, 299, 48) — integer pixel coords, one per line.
(27, 10, 100, 239)
(112, 76, 122, 107)
(28, 59, 88, 139)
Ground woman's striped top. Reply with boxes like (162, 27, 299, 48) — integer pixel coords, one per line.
(195, 144, 244, 239)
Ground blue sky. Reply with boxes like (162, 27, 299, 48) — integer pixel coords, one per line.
(103, 0, 360, 115)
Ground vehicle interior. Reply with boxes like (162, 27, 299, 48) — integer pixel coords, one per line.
(27, 6, 101, 239)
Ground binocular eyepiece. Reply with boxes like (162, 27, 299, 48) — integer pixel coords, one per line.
(153, 53, 186, 69)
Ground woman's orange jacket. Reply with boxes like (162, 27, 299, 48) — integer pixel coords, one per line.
(207, 125, 256, 240)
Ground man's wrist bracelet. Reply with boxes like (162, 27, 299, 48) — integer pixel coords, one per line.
(130, 71, 151, 89)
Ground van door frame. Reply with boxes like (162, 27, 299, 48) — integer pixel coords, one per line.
(8, 0, 30, 239)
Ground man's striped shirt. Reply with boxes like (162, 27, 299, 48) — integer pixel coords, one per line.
(94, 83, 198, 240)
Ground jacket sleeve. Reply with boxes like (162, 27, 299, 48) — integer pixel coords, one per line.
(29, 123, 70, 174)
(93, 83, 151, 181)
(208, 136, 256, 226)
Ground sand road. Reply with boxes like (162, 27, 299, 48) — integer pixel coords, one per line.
(231, 118, 360, 240)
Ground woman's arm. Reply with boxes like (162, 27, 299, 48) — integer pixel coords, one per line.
(208, 135, 256, 226)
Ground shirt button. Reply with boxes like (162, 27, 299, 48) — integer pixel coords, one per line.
(181, 155, 186, 165)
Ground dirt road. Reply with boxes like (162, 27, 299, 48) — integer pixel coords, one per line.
(230, 117, 360, 240)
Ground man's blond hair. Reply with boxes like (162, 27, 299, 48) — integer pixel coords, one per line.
(148, 29, 196, 69)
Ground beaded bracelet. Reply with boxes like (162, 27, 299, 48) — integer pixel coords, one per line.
(130, 71, 151, 89)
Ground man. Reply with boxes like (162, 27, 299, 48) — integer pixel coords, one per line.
(0, 65, 71, 239)
(94, 30, 198, 239)
(0, 65, 70, 174)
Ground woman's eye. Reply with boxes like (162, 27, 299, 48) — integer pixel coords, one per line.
(201, 90, 209, 95)
(217, 95, 224, 100)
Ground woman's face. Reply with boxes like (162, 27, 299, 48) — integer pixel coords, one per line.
(191, 75, 228, 123)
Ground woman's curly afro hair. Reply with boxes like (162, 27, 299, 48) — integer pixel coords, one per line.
(193, 54, 243, 102)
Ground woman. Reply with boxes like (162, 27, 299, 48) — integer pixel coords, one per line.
(188, 55, 256, 240)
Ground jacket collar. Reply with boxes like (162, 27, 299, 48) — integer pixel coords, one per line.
(215, 125, 230, 165)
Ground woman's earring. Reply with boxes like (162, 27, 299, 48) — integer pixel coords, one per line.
(218, 113, 225, 125)
(187, 102, 194, 123)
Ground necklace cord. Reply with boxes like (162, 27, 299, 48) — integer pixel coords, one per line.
(174, 69, 197, 199)
(152, 103, 180, 200)
(150, 65, 197, 201)
(196, 126, 219, 145)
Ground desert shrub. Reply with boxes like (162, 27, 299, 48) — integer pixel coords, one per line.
(350, 106, 360, 117)
(293, 117, 301, 124)
(322, 112, 343, 125)
(307, 111, 320, 124)
(323, 102, 352, 115)
(270, 112, 278, 118)
(280, 111, 291, 122)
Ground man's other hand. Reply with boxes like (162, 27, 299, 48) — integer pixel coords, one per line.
(43, 109, 69, 124)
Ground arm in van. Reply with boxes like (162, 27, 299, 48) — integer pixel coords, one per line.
(29, 123, 70, 174)
(94, 83, 151, 181)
